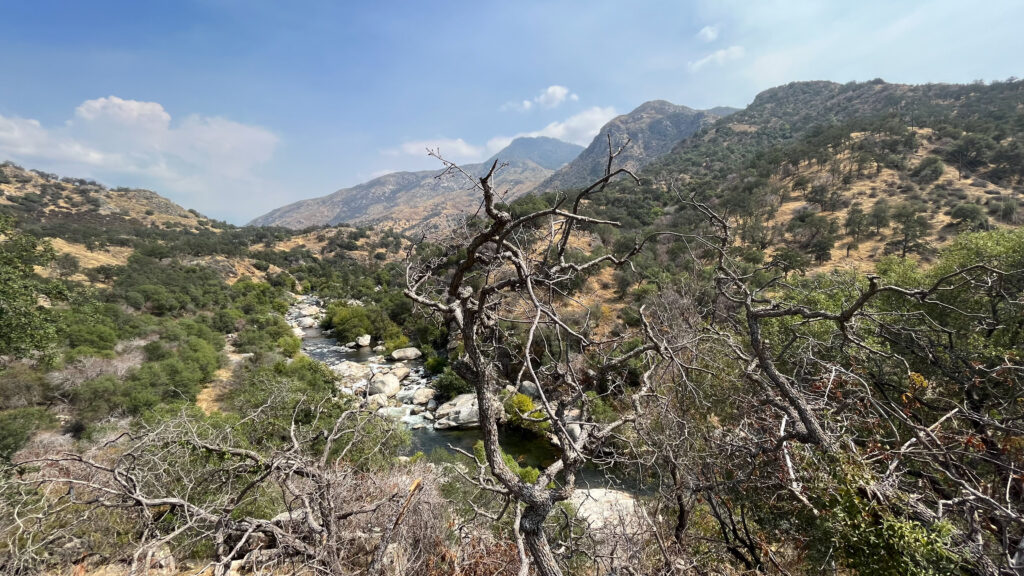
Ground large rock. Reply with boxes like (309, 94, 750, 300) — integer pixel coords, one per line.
(297, 317, 318, 329)
(390, 347, 422, 361)
(298, 305, 320, 317)
(412, 387, 436, 405)
(434, 393, 480, 429)
(366, 393, 389, 409)
(368, 373, 401, 397)
(519, 380, 541, 399)
(356, 334, 372, 347)
(377, 406, 412, 420)
(390, 364, 411, 382)
(569, 488, 642, 531)
(331, 361, 372, 383)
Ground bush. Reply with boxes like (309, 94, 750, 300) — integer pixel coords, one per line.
(433, 367, 471, 401)
(277, 335, 301, 357)
(0, 407, 58, 460)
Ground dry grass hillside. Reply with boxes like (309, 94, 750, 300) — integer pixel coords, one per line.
(708, 128, 1024, 273)
(253, 225, 412, 265)
(0, 162, 214, 231)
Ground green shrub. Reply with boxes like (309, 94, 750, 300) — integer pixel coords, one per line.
(433, 367, 471, 401)
(0, 407, 58, 460)
(277, 335, 301, 357)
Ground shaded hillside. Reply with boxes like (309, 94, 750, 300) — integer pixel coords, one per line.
(532, 100, 730, 194)
(249, 136, 583, 231)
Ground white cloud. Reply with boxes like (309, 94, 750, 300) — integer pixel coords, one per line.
(688, 45, 745, 72)
(502, 85, 580, 112)
(696, 25, 719, 42)
(386, 105, 616, 169)
(386, 137, 486, 163)
(518, 106, 617, 146)
(0, 96, 279, 220)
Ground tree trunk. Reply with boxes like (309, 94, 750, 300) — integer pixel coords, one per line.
(520, 505, 563, 576)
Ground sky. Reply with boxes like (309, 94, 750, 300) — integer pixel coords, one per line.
(1, 0, 1022, 224)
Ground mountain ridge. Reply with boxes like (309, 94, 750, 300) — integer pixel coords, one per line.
(249, 136, 583, 231)
(530, 100, 733, 195)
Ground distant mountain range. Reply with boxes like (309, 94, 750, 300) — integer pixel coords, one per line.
(248, 136, 583, 231)
(250, 101, 736, 231)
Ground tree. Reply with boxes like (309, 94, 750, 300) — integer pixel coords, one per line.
(51, 253, 80, 279)
(786, 210, 839, 263)
(642, 201, 1023, 575)
(890, 201, 932, 256)
(868, 198, 891, 233)
(844, 202, 868, 240)
(405, 140, 670, 576)
(0, 215, 61, 358)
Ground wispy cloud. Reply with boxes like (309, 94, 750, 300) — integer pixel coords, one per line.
(502, 85, 580, 112)
(696, 25, 719, 43)
(389, 105, 617, 167)
(384, 137, 486, 163)
(0, 96, 279, 219)
(688, 45, 745, 72)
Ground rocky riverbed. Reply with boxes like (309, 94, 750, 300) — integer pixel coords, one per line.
(286, 294, 483, 432)
(284, 294, 641, 528)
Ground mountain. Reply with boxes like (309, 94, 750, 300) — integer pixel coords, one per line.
(250, 136, 583, 231)
(584, 79, 1024, 270)
(531, 101, 732, 195)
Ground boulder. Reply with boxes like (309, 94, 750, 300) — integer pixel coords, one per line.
(297, 317, 318, 329)
(331, 361, 372, 383)
(377, 406, 412, 420)
(366, 393, 389, 410)
(569, 488, 643, 532)
(519, 380, 541, 399)
(390, 347, 422, 361)
(298, 305, 320, 317)
(356, 334, 372, 347)
(292, 326, 305, 338)
(434, 393, 480, 429)
(412, 387, 437, 405)
(368, 373, 401, 397)
(390, 363, 411, 382)
(426, 399, 438, 411)
(373, 345, 386, 353)
(396, 386, 418, 404)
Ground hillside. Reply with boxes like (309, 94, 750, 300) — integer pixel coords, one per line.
(0, 162, 300, 286)
(580, 79, 1024, 274)
(0, 162, 215, 232)
(249, 136, 583, 231)
(531, 100, 730, 195)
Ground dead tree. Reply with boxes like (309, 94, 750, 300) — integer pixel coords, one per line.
(638, 190, 1024, 574)
(1, 405, 447, 576)
(405, 138, 683, 576)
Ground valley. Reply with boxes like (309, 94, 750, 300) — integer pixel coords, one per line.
(2, 77, 1024, 576)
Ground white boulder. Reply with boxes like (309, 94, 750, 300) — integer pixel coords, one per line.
(412, 387, 437, 405)
(366, 393, 389, 409)
(331, 361, 372, 383)
(390, 347, 422, 361)
(434, 393, 480, 429)
(390, 363, 411, 382)
(368, 373, 401, 397)
(356, 334, 372, 347)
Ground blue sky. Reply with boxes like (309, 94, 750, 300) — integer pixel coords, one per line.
(1, 0, 1022, 223)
